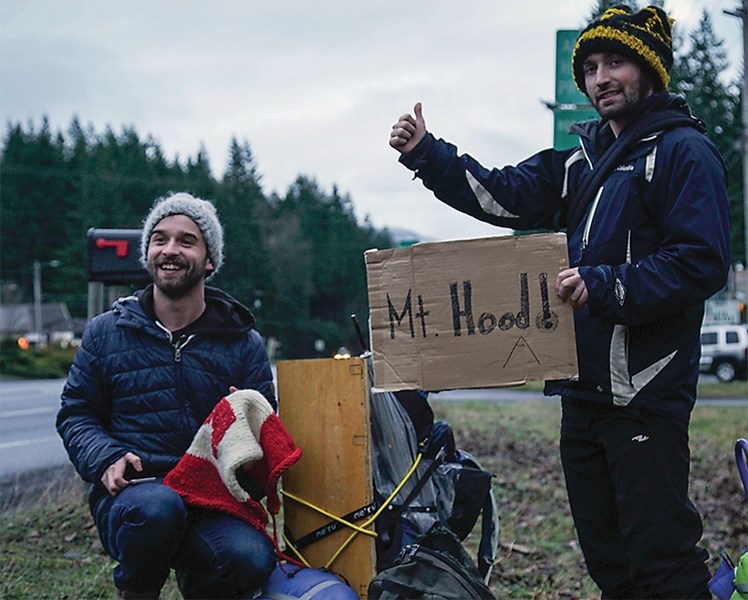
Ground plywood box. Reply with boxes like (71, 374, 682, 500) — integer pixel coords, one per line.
(277, 358, 375, 598)
(365, 232, 578, 391)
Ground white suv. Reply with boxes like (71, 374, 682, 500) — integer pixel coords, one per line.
(699, 324, 748, 383)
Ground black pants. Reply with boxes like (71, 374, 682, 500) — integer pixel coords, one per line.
(560, 397, 711, 599)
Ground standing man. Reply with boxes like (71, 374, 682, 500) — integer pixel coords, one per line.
(57, 192, 277, 599)
(389, 6, 730, 598)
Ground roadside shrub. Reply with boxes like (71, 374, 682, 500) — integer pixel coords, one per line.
(0, 340, 76, 378)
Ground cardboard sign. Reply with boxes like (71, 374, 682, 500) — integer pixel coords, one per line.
(365, 233, 578, 391)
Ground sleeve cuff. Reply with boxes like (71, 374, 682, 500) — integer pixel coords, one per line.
(398, 133, 434, 171)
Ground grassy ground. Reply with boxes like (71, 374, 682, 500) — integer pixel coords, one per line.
(697, 378, 748, 399)
(436, 400, 748, 598)
(1, 399, 746, 599)
(0, 466, 183, 600)
(517, 378, 748, 399)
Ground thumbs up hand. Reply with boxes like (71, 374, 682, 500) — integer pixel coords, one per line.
(389, 102, 427, 155)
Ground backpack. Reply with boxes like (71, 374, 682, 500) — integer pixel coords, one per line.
(372, 409, 498, 580)
(350, 320, 499, 582)
(368, 525, 496, 599)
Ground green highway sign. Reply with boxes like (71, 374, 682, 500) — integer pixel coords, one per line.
(555, 30, 588, 104)
(554, 108, 598, 150)
(553, 29, 596, 150)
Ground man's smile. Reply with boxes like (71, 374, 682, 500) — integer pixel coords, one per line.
(158, 261, 185, 272)
(596, 89, 622, 104)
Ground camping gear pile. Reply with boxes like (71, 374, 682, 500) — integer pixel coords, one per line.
(368, 376, 498, 549)
(366, 361, 499, 598)
(261, 344, 500, 599)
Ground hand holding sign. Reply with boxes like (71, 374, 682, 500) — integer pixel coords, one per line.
(556, 267, 588, 310)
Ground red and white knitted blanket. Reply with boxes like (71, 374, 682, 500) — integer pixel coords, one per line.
(164, 389, 302, 532)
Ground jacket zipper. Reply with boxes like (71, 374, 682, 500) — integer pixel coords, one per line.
(154, 321, 195, 362)
(581, 186, 604, 251)
(173, 334, 195, 362)
(625, 230, 633, 386)
(154, 320, 195, 429)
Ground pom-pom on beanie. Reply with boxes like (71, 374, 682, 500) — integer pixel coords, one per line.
(140, 192, 224, 274)
(573, 5, 674, 94)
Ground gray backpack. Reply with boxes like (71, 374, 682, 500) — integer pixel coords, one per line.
(368, 526, 495, 599)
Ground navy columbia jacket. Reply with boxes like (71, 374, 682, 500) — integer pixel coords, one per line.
(56, 285, 275, 505)
(400, 93, 730, 419)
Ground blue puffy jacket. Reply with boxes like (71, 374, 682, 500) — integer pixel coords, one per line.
(400, 93, 731, 419)
(56, 285, 275, 504)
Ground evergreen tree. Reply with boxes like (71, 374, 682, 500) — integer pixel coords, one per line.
(0, 118, 222, 316)
(671, 11, 744, 264)
(264, 190, 314, 359)
(48, 117, 95, 314)
(270, 176, 334, 356)
(213, 138, 275, 323)
(269, 176, 393, 358)
(0, 119, 73, 308)
(185, 145, 217, 199)
(68, 125, 184, 312)
(0, 118, 395, 357)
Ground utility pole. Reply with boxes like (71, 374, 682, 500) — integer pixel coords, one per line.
(32, 259, 60, 344)
(33, 259, 42, 342)
(725, 1, 748, 271)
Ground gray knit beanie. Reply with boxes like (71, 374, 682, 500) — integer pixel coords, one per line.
(140, 192, 224, 275)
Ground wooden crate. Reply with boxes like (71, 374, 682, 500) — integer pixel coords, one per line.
(277, 358, 375, 598)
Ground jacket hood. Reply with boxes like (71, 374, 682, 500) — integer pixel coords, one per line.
(113, 285, 256, 339)
(569, 92, 704, 160)
(200, 286, 257, 336)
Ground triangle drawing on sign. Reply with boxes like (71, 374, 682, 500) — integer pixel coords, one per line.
(503, 336, 541, 369)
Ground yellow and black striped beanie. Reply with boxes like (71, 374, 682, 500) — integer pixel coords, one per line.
(573, 5, 674, 93)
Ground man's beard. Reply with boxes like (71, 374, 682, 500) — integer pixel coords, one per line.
(593, 77, 652, 123)
(147, 259, 206, 299)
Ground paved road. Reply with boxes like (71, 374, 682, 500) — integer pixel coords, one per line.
(1, 377, 745, 484)
(0, 378, 69, 483)
(429, 387, 548, 403)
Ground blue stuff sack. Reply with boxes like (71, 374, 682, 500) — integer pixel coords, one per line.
(256, 564, 358, 600)
(709, 554, 737, 600)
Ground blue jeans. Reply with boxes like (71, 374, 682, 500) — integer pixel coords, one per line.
(93, 481, 276, 598)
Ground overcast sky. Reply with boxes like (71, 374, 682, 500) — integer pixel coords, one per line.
(1, 1, 742, 242)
